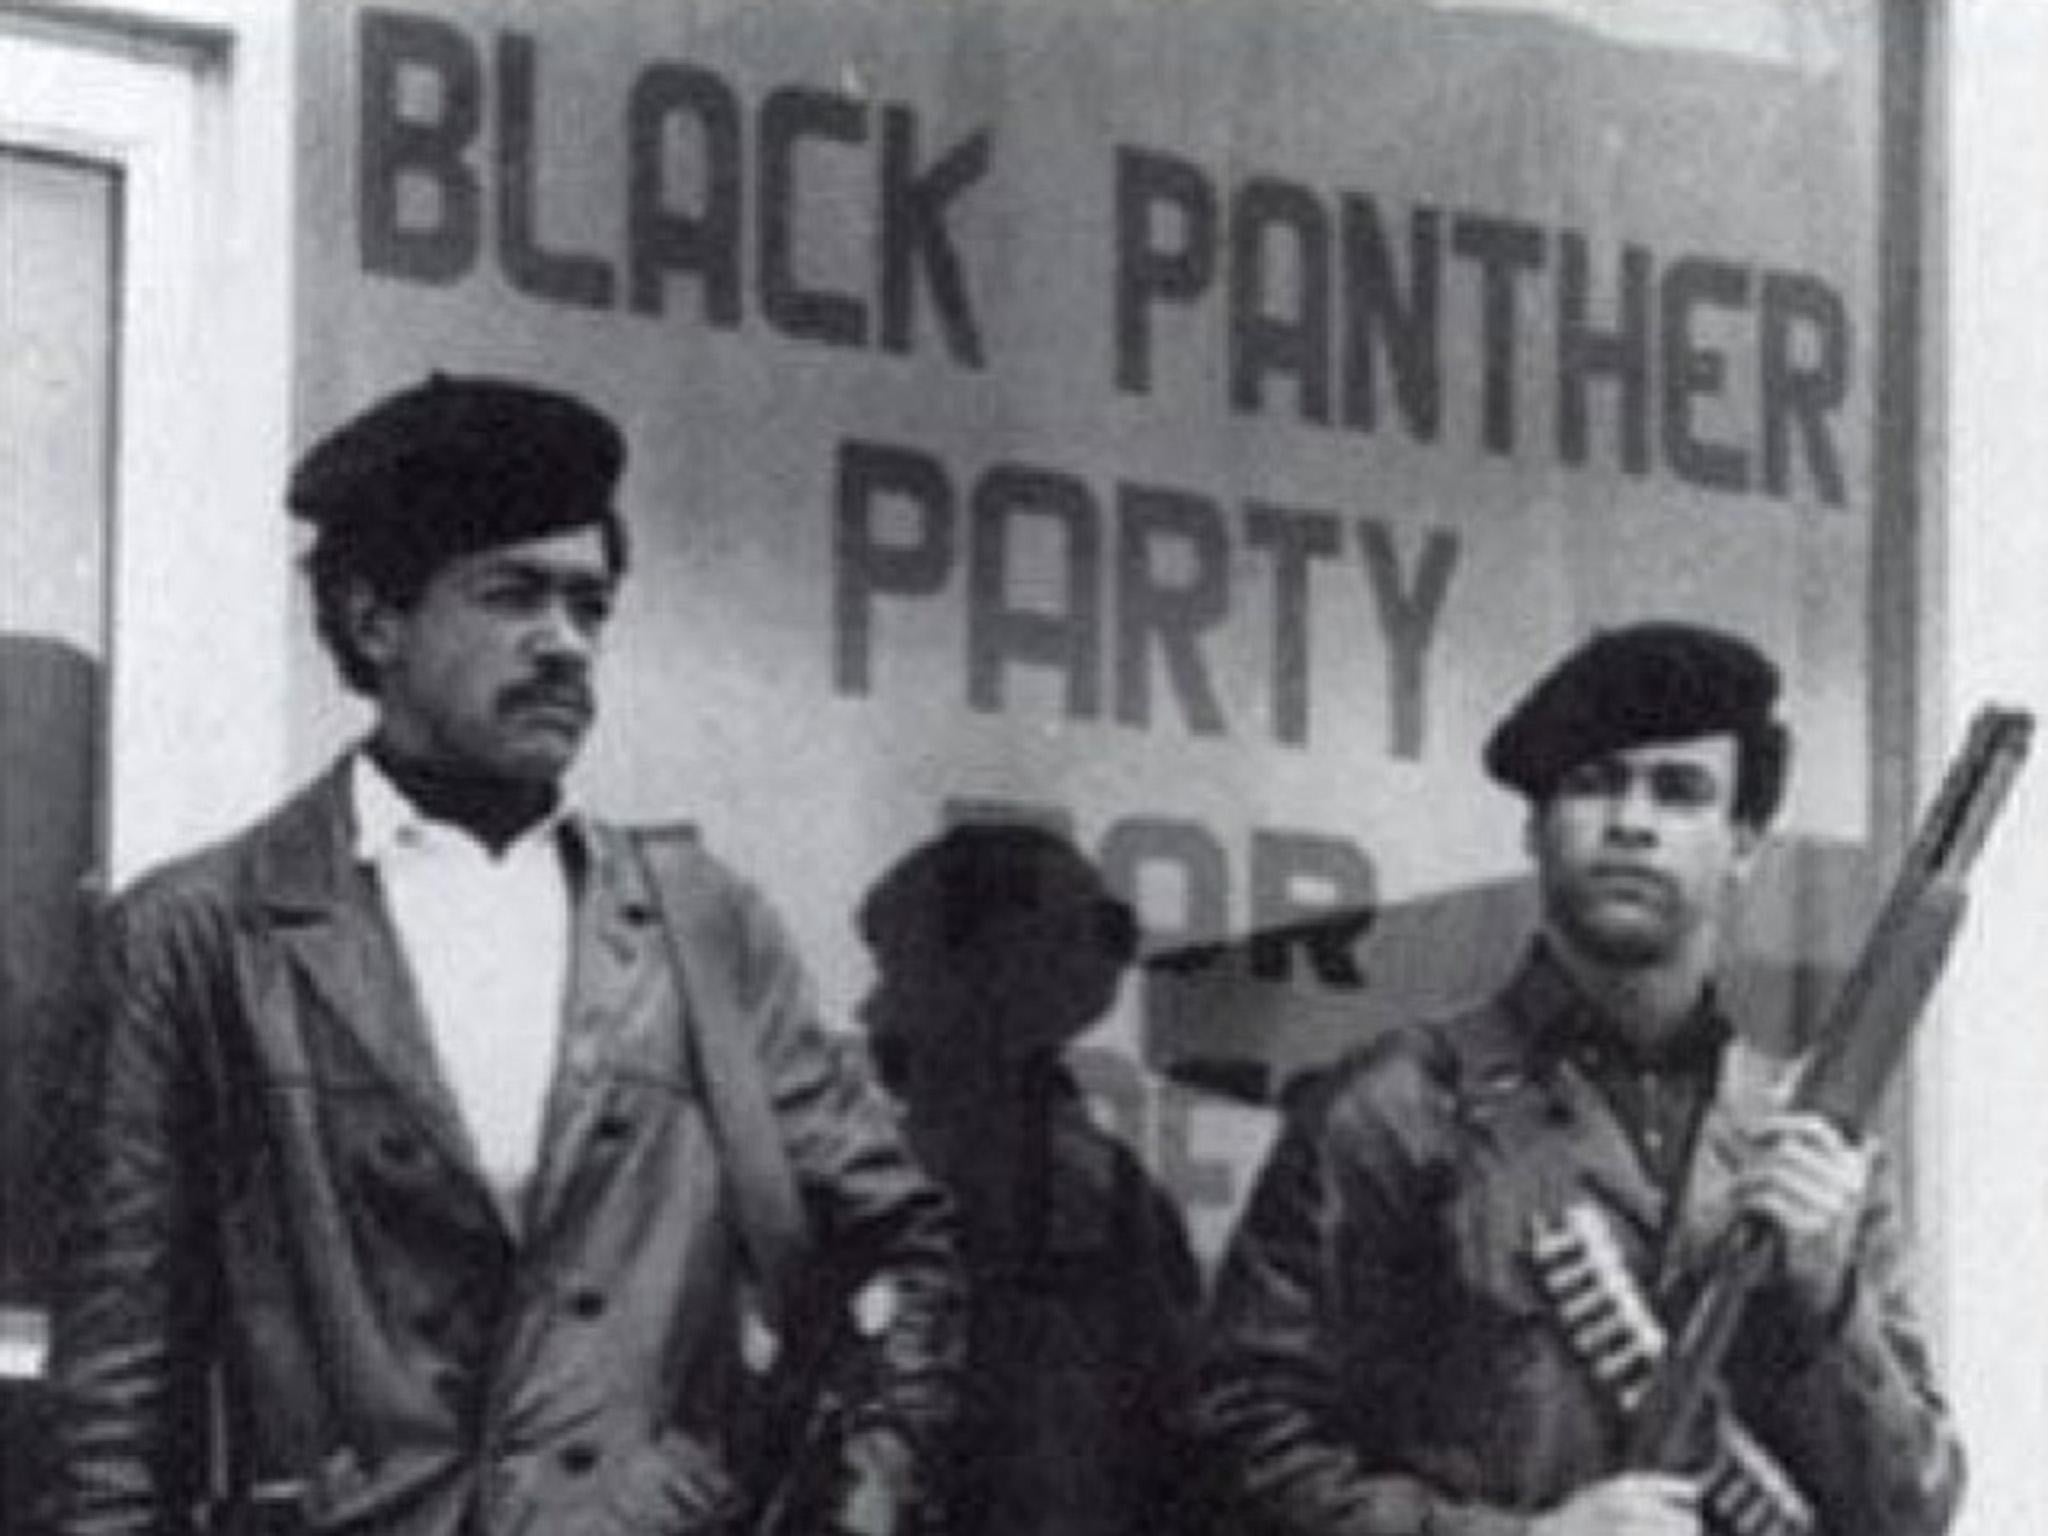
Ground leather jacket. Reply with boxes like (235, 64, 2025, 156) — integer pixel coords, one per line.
(43, 762, 964, 1536)
(1194, 949, 1964, 1536)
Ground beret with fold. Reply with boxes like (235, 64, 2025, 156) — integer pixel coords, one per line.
(289, 372, 625, 580)
(858, 823, 1140, 966)
(1484, 621, 1786, 815)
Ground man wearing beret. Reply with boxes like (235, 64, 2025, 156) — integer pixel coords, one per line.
(45, 374, 963, 1536)
(1194, 622, 1963, 1536)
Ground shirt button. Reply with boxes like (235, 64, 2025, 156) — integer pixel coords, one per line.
(560, 1443, 600, 1475)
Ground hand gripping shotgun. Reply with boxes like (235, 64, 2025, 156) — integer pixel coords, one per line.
(1623, 703, 2034, 1474)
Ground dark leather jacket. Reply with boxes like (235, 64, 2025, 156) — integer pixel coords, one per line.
(1195, 950, 1964, 1536)
(44, 762, 964, 1536)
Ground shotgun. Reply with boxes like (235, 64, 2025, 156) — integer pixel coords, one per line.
(1625, 704, 2034, 1472)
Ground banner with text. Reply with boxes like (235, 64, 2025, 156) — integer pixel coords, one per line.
(296, 0, 1893, 1244)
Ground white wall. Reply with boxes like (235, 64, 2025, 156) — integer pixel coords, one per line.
(3, 0, 300, 883)
(1928, 4, 2048, 1531)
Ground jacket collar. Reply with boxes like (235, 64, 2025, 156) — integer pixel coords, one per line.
(1481, 944, 1733, 1238)
(239, 761, 683, 1250)
(246, 753, 595, 912)
(243, 762, 497, 1215)
(1508, 942, 1733, 1080)
(245, 757, 370, 921)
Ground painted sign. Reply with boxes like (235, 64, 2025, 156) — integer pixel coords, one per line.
(295, 0, 1891, 1242)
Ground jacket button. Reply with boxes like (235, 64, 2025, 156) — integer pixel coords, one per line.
(560, 1443, 600, 1475)
(378, 1132, 419, 1164)
(594, 1113, 632, 1141)
(568, 1288, 606, 1320)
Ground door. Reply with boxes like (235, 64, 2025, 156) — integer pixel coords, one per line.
(1, 140, 118, 1322)
(0, 131, 120, 1532)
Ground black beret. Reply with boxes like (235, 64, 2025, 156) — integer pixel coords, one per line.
(858, 823, 1138, 966)
(1484, 621, 1786, 811)
(289, 373, 624, 582)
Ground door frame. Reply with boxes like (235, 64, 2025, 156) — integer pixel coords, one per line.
(1, 9, 295, 885)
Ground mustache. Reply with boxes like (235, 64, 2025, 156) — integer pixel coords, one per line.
(498, 674, 594, 717)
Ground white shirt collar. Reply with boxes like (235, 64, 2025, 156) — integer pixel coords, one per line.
(350, 748, 578, 864)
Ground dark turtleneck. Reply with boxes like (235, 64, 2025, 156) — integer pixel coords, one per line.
(1523, 945, 1731, 1194)
(365, 737, 560, 856)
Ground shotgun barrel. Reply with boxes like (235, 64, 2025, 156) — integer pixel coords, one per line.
(1625, 705, 2033, 1471)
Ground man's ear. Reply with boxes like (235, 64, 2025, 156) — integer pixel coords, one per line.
(1725, 817, 1764, 887)
(343, 579, 404, 673)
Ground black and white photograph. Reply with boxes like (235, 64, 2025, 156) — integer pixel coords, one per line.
(1, 2, 2042, 1533)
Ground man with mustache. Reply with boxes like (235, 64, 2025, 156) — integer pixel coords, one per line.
(45, 375, 963, 1536)
(1195, 622, 1963, 1536)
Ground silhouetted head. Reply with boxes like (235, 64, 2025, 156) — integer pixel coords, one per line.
(856, 824, 1139, 1089)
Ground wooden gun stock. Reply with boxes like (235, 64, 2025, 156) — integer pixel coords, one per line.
(1626, 705, 2034, 1472)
